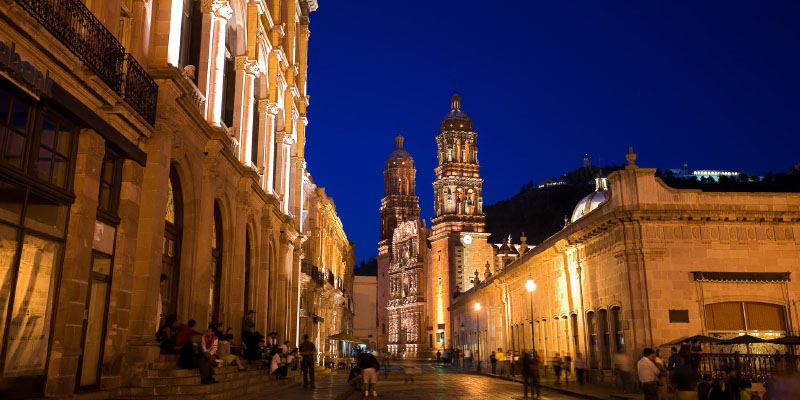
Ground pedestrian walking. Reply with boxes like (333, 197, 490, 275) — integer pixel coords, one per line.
(654, 349, 669, 400)
(669, 353, 699, 400)
(638, 348, 661, 400)
(614, 347, 632, 393)
(574, 352, 586, 384)
(495, 348, 506, 375)
(299, 334, 316, 388)
(358, 350, 381, 397)
(463, 348, 473, 368)
(442, 349, 450, 366)
(490, 351, 497, 374)
(563, 354, 572, 384)
(521, 349, 541, 398)
(436, 350, 441, 362)
(551, 353, 563, 384)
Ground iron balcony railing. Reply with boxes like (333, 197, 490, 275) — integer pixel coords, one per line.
(698, 353, 800, 382)
(16, 0, 158, 125)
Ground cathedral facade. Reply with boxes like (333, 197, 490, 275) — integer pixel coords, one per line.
(378, 93, 496, 356)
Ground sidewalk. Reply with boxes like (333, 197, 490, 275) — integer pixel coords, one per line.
(269, 369, 354, 400)
(453, 366, 637, 400)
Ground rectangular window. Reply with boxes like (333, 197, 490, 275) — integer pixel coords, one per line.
(669, 310, 690, 323)
(0, 89, 31, 169)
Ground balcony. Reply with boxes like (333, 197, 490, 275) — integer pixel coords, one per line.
(15, 0, 158, 125)
(301, 259, 325, 287)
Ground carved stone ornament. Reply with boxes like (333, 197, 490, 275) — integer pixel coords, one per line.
(202, 0, 234, 19)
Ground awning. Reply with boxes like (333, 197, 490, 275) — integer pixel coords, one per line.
(692, 271, 790, 283)
(327, 332, 365, 343)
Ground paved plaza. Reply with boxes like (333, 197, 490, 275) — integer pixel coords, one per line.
(274, 366, 582, 400)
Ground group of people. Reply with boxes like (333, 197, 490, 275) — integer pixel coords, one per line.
(154, 310, 319, 388)
(636, 345, 758, 400)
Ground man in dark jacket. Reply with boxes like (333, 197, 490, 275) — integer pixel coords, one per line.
(299, 334, 317, 388)
(670, 354, 698, 398)
(521, 349, 540, 398)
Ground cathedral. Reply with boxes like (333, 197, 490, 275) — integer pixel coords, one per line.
(378, 93, 495, 356)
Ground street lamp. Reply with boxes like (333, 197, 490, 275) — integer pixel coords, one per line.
(474, 302, 481, 372)
(526, 279, 536, 351)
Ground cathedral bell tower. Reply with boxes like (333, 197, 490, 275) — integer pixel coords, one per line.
(377, 132, 420, 351)
(429, 92, 493, 351)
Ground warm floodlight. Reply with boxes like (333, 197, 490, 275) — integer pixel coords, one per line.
(526, 279, 536, 292)
(474, 302, 481, 311)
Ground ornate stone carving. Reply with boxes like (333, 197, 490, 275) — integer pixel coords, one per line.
(202, 0, 233, 19)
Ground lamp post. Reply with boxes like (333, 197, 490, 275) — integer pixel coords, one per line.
(474, 302, 481, 372)
(459, 323, 465, 368)
(526, 279, 537, 351)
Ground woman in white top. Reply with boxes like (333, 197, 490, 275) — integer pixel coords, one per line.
(270, 348, 288, 378)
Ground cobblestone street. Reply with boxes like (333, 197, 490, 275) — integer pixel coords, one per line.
(275, 366, 583, 400)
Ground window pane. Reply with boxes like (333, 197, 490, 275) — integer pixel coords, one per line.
(79, 278, 109, 387)
(3, 235, 61, 377)
(99, 184, 111, 211)
(5, 131, 25, 168)
(36, 148, 52, 181)
(0, 89, 10, 123)
(745, 303, 786, 331)
(51, 155, 68, 188)
(57, 128, 72, 156)
(0, 224, 20, 349)
(40, 119, 56, 149)
(165, 178, 175, 224)
(705, 302, 745, 331)
(9, 98, 28, 132)
(92, 221, 115, 256)
(0, 180, 24, 224)
(23, 192, 68, 237)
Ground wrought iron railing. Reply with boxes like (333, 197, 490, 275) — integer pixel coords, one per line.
(699, 353, 800, 382)
(15, 0, 158, 125)
(123, 54, 157, 125)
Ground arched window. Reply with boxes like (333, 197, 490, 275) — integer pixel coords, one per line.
(209, 202, 223, 323)
(178, 0, 203, 82)
(587, 311, 597, 369)
(611, 307, 624, 351)
(243, 228, 252, 312)
(221, 21, 236, 127)
(162, 167, 183, 318)
(571, 314, 579, 355)
(598, 309, 610, 369)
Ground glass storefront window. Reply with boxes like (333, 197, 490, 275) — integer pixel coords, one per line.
(23, 192, 69, 238)
(3, 235, 61, 377)
(0, 224, 19, 349)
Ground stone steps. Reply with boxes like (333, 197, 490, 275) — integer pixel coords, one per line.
(113, 352, 305, 399)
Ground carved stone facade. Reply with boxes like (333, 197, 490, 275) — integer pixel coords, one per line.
(0, 0, 344, 397)
(449, 149, 800, 378)
(387, 220, 429, 356)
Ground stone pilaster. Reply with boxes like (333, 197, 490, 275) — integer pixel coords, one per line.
(257, 99, 279, 192)
(45, 129, 105, 396)
(234, 56, 259, 165)
(197, 0, 233, 125)
(101, 159, 144, 390)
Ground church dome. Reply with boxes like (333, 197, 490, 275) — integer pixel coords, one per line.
(570, 178, 610, 223)
(386, 133, 414, 167)
(440, 92, 473, 131)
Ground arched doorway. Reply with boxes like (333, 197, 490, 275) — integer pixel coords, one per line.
(162, 167, 183, 319)
(210, 202, 223, 324)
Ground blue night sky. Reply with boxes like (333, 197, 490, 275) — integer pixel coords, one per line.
(303, 1, 800, 262)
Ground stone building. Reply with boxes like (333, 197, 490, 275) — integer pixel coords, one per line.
(377, 132, 420, 350)
(0, 0, 350, 398)
(377, 93, 495, 356)
(299, 180, 356, 361)
(449, 148, 800, 378)
(353, 274, 378, 350)
(386, 219, 429, 356)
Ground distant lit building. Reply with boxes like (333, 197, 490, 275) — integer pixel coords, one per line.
(668, 163, 743, 181)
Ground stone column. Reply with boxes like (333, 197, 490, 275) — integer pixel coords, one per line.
(275, 232, 295, 342)
(274, 131, 293, 214)
(289, 156, 305, 229)
(257, 212, 273, 334)
(257, 99, 279, 193)
(189, 146, 221, 329)
(100, 159, 144, 389)
(45, 130, 104, 396)
(198, 1, 233, 125)
(228, 183, 249, 333)
(234, 57, 259, 165)
(125, 127, 173, 381)
(290, 243, 304, 346)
